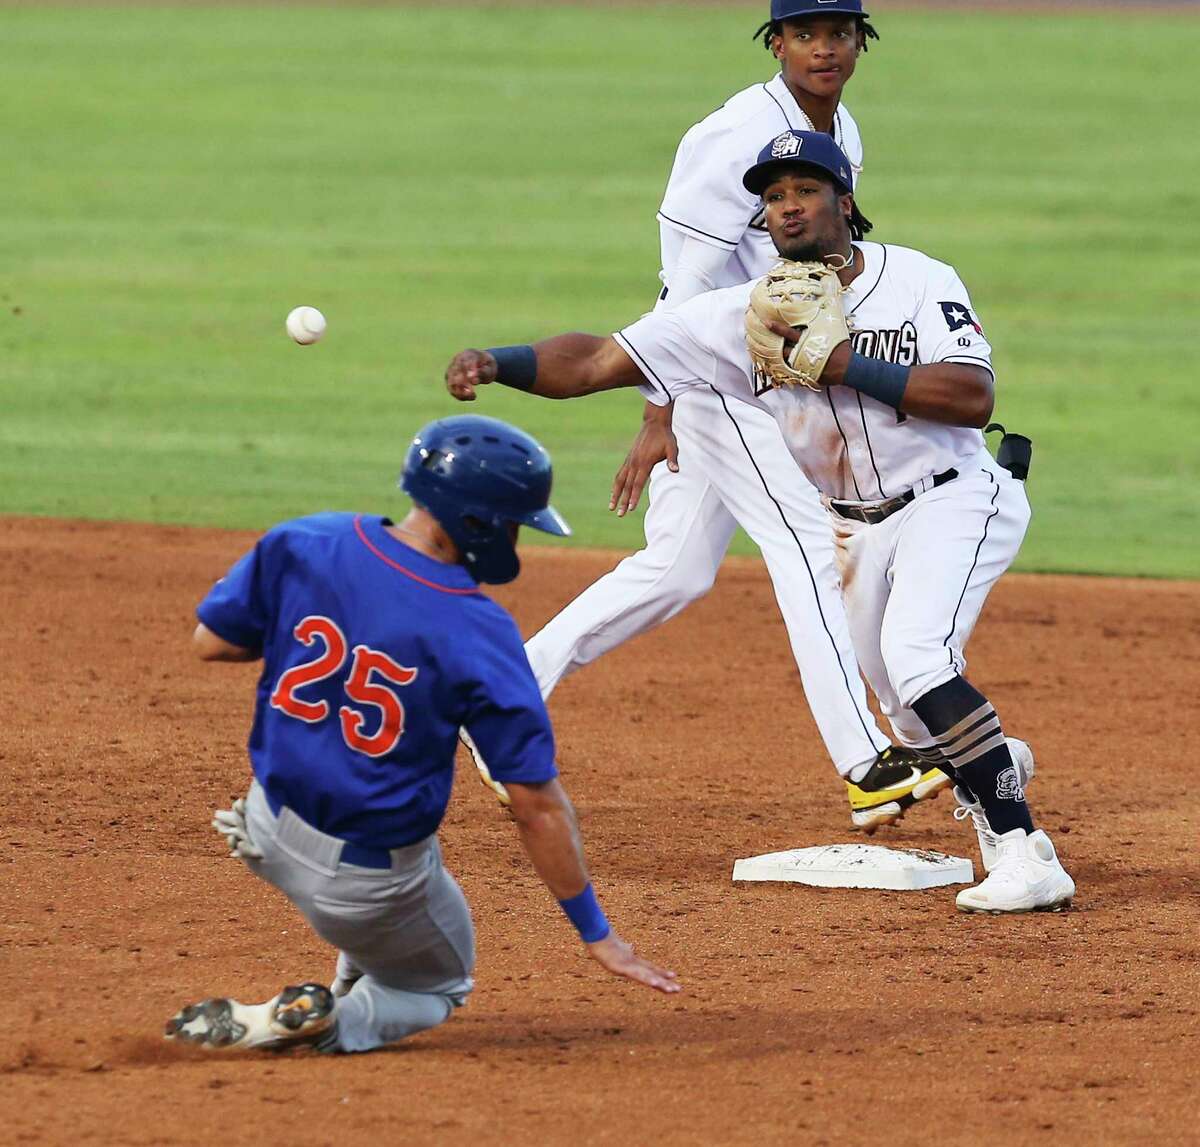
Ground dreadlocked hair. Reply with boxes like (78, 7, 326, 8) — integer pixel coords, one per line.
(753, 18, 879, 52)
(849, 202, 873, 241)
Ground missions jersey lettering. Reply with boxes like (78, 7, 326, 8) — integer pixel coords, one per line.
(615, 242, 995, 502)
(750, 322, 919, 399)
(850, 323, 918, 366)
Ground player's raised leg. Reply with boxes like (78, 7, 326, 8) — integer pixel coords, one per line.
(168, 780, 476, 1054)
(524, 460, 735, 698)
(525, 385, 942, 829)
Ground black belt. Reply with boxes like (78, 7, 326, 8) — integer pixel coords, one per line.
(829, 469, 958, 525)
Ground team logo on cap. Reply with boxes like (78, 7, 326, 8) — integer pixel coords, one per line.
(770, 132, 803, 159)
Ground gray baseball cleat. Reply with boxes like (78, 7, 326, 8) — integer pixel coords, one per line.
(165, 983, 335, 1051)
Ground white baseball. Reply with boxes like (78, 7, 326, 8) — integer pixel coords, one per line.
(285, 306, 327, 345)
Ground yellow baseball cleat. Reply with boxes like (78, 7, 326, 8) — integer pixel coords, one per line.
(846, 748, 951, 833)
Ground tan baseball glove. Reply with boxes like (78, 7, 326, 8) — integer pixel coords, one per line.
(745, 260, 849, 390)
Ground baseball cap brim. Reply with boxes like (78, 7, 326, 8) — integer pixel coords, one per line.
(775, 2, 869, 19)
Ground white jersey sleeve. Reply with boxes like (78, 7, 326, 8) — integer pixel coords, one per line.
(612, 308, 714, 406)
(657, 108, 761, 254)
(914, 262, 994, 377)
(612, 282, 759, 406)
(661, 236, 737, 309)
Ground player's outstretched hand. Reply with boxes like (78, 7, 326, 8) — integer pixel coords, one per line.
(445, 349, 498, 402)
(586, 932, 681, 994)
(610, 409, 679, 517)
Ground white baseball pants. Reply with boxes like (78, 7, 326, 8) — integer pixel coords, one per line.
(242, 781, 474, 1053)
(828, 452, 1031, 750)
(525, 385, 890, 776)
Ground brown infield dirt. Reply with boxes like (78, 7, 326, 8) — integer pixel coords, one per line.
(1, 515, 1198, 1146)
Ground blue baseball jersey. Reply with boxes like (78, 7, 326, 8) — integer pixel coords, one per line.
(197, 512, 558, 848)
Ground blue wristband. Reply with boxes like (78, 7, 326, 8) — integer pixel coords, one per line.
(841, 351, 910, 410)
(486, 344, 538, 392)
(558, 883, 611, 943)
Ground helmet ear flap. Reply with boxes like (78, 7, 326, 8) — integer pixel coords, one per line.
(399, 414, 568, 584)
(459, 513, 492, 540)
(457, 513, 522, 583)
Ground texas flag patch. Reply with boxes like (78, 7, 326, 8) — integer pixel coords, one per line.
(940, 301, 983, 336)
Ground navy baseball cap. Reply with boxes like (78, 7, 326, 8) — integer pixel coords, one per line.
(769, 1, 869, 21)
(743, 129, 855, 197)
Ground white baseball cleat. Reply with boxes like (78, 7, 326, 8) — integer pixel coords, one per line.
(165, 983, 335, 1051)
(952, 737, 1037, 873)
(955, 828, 1074, 914)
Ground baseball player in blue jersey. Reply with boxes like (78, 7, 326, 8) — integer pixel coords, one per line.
(165, 415, 678, 1054)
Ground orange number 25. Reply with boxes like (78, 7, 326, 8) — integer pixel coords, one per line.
(270, 616, 418, 757)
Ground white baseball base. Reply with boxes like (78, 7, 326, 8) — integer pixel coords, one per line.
(732, 843, 974, 891)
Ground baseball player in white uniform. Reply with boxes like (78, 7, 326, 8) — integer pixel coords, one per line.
(443, 130, 1076, 913)
(519, 1, 950, 831)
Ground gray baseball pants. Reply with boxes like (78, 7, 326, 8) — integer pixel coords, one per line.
(242, 781, 475, 1053)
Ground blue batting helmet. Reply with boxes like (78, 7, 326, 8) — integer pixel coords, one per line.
(400, 414, 570, 585)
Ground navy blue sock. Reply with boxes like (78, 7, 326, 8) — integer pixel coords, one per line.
(911, 677, 1034, 836)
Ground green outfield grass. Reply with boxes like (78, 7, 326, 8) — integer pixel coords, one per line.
(1, 5, 1197, 575)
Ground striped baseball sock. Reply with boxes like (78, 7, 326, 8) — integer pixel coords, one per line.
(911, 677, 1034, 836)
